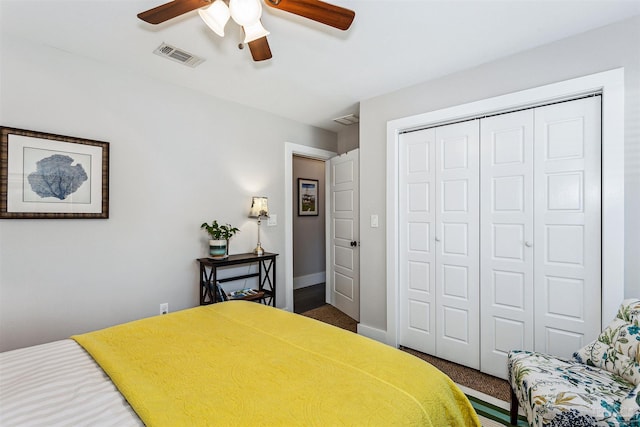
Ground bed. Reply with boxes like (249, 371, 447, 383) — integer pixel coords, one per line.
(0, 301, 480, 426)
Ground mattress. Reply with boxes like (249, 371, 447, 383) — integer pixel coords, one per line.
(0, 339, 142, 426)
(1, 302, 480, 426)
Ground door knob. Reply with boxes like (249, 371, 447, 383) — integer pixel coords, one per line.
(525, 241, 532, 247)
(350, 241, 358, 247)
(434, 237, 440, 242)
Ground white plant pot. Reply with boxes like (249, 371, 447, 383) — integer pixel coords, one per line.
(209, 239, 228, 259)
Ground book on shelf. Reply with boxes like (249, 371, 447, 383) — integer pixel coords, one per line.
(210, 282, 228, 302)
(227, 288, 259, 299)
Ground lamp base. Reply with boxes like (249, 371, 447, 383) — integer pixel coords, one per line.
(253, 244, 264, 256)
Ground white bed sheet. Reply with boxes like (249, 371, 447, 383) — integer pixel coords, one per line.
(0, 339, 141, 426)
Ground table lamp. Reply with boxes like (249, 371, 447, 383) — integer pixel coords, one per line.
(248, 196, 268, 255)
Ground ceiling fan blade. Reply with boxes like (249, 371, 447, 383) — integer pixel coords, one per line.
(264, 0, 355, 30)
(138, 0, 211, 24)
(248, 37, 273, 61)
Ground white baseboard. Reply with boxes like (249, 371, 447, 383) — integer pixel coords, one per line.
(357, 323, 387, 344)
(293, 272, 326, 290)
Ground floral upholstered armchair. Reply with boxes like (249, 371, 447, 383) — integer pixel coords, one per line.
(508, 299, 640, 426)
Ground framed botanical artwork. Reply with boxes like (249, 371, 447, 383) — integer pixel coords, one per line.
(298, 178, 318, 216)
(0, 127, 109, 219)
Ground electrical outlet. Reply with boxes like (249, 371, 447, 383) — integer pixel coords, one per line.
(160, 303, 169, 315)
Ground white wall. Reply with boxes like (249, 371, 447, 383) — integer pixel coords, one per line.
(337, 124, 359, 154)
(358, 16, 640, 333)
(0, 35, 336, 352)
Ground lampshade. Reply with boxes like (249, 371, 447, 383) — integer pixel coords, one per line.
(242, 20, 270, 43)
(199, 0, 230, 37)
(249, 196, 269, 218)
(229, 0, 263, 27)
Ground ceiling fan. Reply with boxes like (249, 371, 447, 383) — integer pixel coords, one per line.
(137, 0, 356, 62)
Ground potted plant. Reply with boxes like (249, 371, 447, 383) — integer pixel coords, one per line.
(200, 220, 240, 259)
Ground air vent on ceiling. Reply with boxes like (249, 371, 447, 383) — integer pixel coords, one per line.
(153, 43, 205, 68)
(333, 114, 359, 126)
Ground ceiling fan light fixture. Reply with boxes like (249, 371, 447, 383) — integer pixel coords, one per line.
(229, 0, 263, 27)
(137, 0, 356, 62)
(242, 20, 270, 43)
(198, 0, 230, 37)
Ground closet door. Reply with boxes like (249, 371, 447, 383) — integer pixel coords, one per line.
(398, 129, 437, 354)
(534, 97, 602, 358)
(480, 110, 535, 379)
(434, 120, 480, 369)
(397, 96, 602, 372)
(398, 120, 480, 369)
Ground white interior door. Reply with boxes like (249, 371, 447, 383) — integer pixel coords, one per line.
(398, 129, 437, 354)
(434, 121, 480, 369)
(480, 110, 535, 379)
(330, 149, 360, 321)
(534, 97, 602, 357)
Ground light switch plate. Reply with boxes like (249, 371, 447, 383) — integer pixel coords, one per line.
(267, 214, 277, 226)
(371, 214, 379, 228)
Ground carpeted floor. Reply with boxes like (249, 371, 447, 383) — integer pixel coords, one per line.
(401, 347, 511, 402)
(301, 304, 358, 333)
(301, 303, 511, 403)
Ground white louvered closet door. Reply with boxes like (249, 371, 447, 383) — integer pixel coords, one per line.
(434, 120, 480, 369)
(480, 110, 535, 379)
(533, 97, 602, 358)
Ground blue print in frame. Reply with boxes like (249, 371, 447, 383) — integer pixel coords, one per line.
(0, 127, 109, 219)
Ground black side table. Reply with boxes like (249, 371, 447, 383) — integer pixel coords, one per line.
(197, 253, 278, 306)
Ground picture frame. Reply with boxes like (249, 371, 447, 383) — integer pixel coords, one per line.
(298, 178, 319, 216)
(0, 126, 109, 219)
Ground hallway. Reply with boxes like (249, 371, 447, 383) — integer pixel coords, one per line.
(293, 283, 325, 313)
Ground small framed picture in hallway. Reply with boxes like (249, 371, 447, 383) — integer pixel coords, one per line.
(298, 178, 318, 216)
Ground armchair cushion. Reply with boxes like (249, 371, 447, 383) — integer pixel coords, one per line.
(509, 350, 638, 426)
(574, 299, 640, 385)
(574, 341, 640, 385)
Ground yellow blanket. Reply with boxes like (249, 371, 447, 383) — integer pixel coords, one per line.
(72, 301, 480, 426)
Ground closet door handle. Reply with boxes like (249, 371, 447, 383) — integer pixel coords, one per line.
(525, 241, 533, 247)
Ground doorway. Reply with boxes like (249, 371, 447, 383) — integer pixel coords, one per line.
(292, 155, 327, 313)
(283, 143, 336, 312)
(284, 143, 360, 321)
(386, 68, 625, 349)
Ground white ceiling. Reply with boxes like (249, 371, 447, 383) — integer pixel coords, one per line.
(2, 0, 639, 132)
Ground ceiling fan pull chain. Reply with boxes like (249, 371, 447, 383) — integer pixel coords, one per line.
(237, 25, 246, 50)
